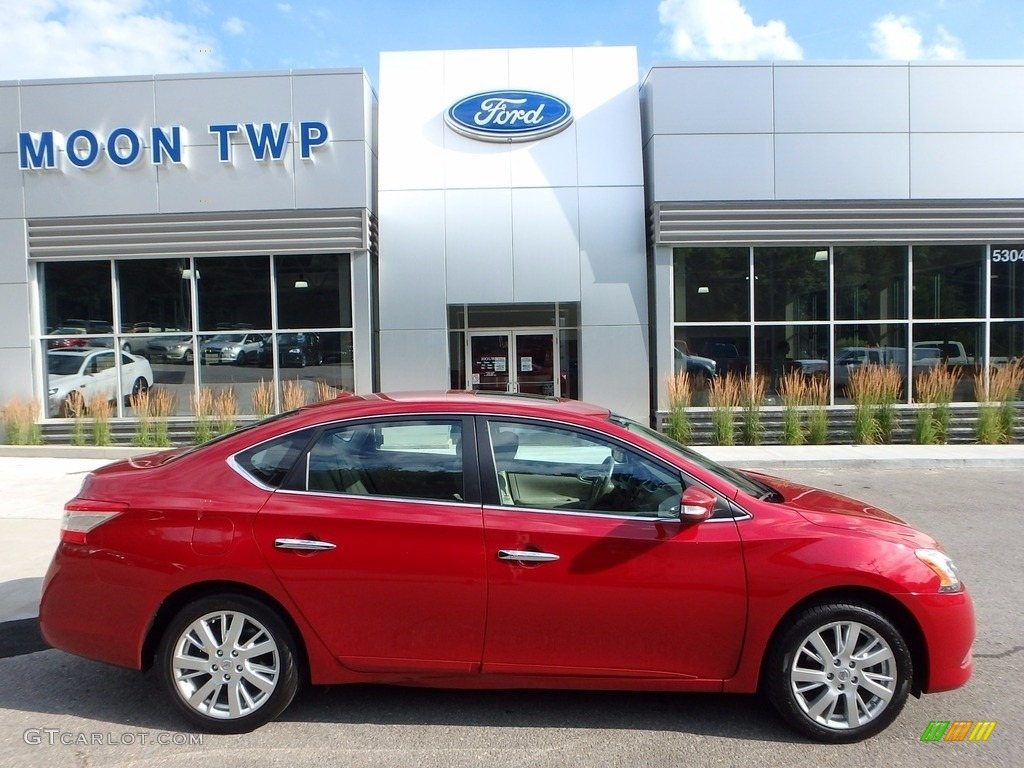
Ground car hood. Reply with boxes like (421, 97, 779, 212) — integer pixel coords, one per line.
(741, 470, 920, 534)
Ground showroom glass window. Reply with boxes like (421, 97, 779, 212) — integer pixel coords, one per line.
(912, 245, 985, 319)
(753, 247, 828, 323)
(990, 245, 1024, 371)
(41, 261, 113, 333)
(673, 247, 750, 324)
(833, 246, 908, 321)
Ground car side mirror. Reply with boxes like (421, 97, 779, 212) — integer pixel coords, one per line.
(679, 485, 717, 523)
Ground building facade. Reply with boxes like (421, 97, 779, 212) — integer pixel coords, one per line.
(3, 52, 1024, 427)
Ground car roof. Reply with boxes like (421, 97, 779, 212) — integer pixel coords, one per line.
(271, 390, 613, 430)
(48, 348, 107, 356)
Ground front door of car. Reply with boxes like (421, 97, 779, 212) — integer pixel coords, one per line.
(254, 416, 487, 674)
(478, 418, 748, 681)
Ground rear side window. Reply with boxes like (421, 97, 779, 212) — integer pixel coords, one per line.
(234, 429, 314, 488)
(306, 419, 465, 503)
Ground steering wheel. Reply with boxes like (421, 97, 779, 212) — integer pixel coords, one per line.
(586, 455, 616, 509)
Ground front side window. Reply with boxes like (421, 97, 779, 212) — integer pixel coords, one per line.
(486, 420, 684, 518)
(306, 419, 464, 503)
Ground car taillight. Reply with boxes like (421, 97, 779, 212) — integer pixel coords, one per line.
(61, 500, 128, 545)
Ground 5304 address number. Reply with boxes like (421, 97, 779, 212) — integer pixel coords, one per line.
(992, 248, 1024, 262)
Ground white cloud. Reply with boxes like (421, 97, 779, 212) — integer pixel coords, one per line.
(0, 0, 221, 79)
(658, 0, 802, 60)
(276, 3, 293, 12)
(869, 14, 965, 60)
(222, 16, 246, 36)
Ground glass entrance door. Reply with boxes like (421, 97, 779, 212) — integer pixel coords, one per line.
(468, 332, 558, 395)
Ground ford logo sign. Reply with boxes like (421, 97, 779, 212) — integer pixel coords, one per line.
(446, 90, 573, 143)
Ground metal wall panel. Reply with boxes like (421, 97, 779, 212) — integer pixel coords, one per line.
(911, 133, 1024, 199)
(574, 46, 645, 188)
(0, 219, 27, 284)
(910, 64, 1024, 132)
(775, 133, 910, 200)
(647, 134, 775, 202)
(0, 85, 21, 154)
(0, 348, 33, 400)
(377, 328, 450, 392)
(378, 51, 446, 192)
(444, 188, 514, 304)
(774, 64, 909, 133)
(376, 189, 447, 331)
(579, 186, 648, 327)
(0, 155, 25, 219)
(641, 64, 774, 137)
(511, 187, 581, 302)
(19, 78, 156, 138)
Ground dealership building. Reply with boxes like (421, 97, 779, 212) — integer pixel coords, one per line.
(3, 47, 1024, 425)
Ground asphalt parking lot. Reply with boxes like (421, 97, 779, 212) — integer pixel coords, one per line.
(0, 458, 1020, 767)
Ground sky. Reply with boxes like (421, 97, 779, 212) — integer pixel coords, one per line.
(2, 0, 1024, 88)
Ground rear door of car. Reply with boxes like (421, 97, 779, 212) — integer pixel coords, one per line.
(478, 417, 748, 681)
(254, 415, 487, 674)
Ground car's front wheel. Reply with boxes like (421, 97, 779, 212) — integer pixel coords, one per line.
(157, 594, 300, 734)
(764, 602, 912, 743)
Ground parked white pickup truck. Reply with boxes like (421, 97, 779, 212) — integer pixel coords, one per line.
(913, 340, 973, 366)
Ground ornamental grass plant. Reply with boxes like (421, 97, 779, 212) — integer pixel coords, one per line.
(913, 364, 959, 444)
(191, 387, 215, 444)
(849, 364, 902, 444)
(778, 370, 809, 446)
(150, 388, 177, 447)
(282, 380, 307, 411)
(129, 388, 153, 446)
(2, 398, 42, 445)
(86, 394, 112, 446)
(707, 372, 742, 446)
(805, 374, 830, 445)
(212, 387, 238, 436)
(252, 379, 275, 418)
(739, 373, 767, 446)
(665, 371, 694, 444)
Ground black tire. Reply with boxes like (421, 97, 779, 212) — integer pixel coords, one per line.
(60, 391, 85, 418)
(157, 594, 300, 734)
(127, 377, 149, 405)
(763, 602, 912, 743)
(184, 349, 194, 364)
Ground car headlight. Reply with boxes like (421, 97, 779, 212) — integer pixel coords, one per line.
(916, 548, 962, 593)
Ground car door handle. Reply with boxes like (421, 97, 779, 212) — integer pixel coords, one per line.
(497, 549, 560, 563)
(274, 537, 336, 552)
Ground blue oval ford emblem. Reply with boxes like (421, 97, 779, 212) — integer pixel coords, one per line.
(446, 90, 573, 143)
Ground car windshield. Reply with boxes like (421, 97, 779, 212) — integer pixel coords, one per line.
(279, 334, 303, 344)
(47, 354, 86, 375)
(610, 414, 774, 499)
(208, 334, 243, 343)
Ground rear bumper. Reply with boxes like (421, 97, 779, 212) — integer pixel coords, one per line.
(39, 544, 159, 670)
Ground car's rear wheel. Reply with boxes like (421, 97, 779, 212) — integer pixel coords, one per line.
(60, 390, 85, 418)
(128, 377, 149, 405)
(764, 602, 912, 743)
(157, 594, 300, 734)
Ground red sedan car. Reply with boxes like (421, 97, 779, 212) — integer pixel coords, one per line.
(39, 391, 973, 741)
